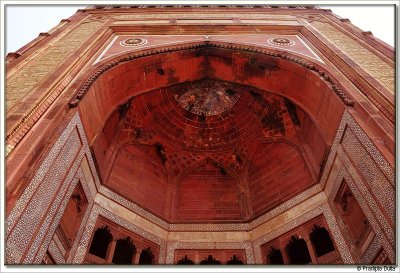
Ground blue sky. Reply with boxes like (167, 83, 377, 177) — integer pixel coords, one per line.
(4, 5, 395, 53)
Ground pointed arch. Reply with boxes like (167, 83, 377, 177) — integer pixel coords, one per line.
(71, 41, 351, 146)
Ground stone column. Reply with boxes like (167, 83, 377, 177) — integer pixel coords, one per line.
(303, 234, 318, 264)
(279, 239, 290, 264)
(134, 247, 143, 264)
(105, 238, 117, 264)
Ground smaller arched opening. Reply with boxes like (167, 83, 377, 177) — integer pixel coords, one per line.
(88, 225, 113, 259)
(309, 225, 335, 257)
(267, 246, 284, 265)
(285, 235, 312, 264)
(226, 255, 244, 265)
(199, 255, 221, 265)
(112, 237, 136, 264)
(176, 255, 195, 265)
(138, 247, 156, 265)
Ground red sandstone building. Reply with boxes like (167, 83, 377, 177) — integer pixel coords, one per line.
(4, 5, 395, 265)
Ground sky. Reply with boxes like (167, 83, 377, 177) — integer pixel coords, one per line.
(4, 4, 396, 54)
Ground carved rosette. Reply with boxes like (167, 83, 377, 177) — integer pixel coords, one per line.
(120, 37, 148, 47)
(268, 37, 295, 46)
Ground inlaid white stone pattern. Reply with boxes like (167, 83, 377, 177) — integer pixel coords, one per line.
(327, 162, 394, 263)
(6, 114, 83, 264)
(320, 109, 395, 263)
(6, 112, 97, 264)
(31, 169, 95, 264)
(320, 110, 394, 188)
(72, 204, 167, 264)
(48, 239, 66, 264)
(252, 203, 354, 264)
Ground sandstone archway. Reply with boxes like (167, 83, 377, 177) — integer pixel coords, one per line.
(70, 43, 350, 223)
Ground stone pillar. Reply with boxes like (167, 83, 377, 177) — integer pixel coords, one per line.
(134, 247, 143, 264)
(106, 238, 117, 264)
(303, 234, 318, 264)
(279, 239, 290, 264)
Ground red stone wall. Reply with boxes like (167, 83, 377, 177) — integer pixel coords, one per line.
(249, 142, 314, 216)
(91, 108, 121, 181)
(296, 106, 327, 173)
(4, 6, 396, 265)
(334, 180, 373, 250)
(173, 161, 241, 221)
(106, 144, 168, 218)
(57, 182, 88, 255)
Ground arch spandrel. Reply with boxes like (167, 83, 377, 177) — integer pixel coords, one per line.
(93, 35, 325, 65)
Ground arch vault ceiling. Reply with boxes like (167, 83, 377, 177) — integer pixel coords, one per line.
(92, 78, 324, 222)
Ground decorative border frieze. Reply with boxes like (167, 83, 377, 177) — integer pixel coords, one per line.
(23, 151, 83, 264)
(5, 112, 97, 264)
(92, 5, 317, 10)
(310, 20, 394, 94)
(337, 147, 394, 238)
(168, 222, 250, 232)
(6, 16, 110, 156)
(318, 109, 395, 264)
(98, 180, 322, 232)
(320, 110, 394, 189)
(47, 240, 66, 264)
(31, 168, 95, 264)
(306, 19, 394, 123)
(361, 233, 384, 264)
(6, 115, 84, 264)
(327, 160, 394, 263)
(6, 113, 81, 237)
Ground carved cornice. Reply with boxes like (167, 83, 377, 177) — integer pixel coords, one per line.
(68, 41, 355, 108)
(90, 5, 318, 10)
